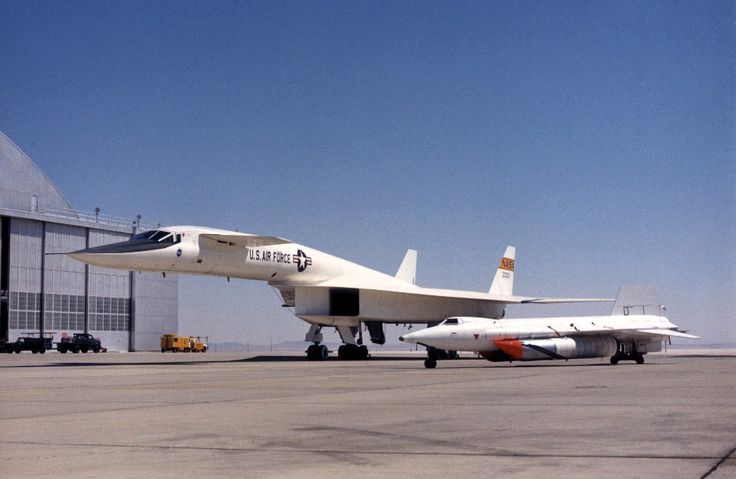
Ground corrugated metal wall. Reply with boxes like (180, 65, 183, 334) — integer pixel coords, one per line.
(5, 218, 178, 351)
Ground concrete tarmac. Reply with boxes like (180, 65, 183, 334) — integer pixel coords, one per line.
(1, 351, 734, 478)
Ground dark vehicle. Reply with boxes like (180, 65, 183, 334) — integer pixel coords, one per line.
(57, 333, 102, 353)
(4, 334, 54, 354)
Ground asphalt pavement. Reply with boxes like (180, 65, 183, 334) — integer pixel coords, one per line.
(1, 350, 734, 478)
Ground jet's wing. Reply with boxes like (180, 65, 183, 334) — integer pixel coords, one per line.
(634, 329, 700, 339)
(298, 276, 613, 304)
(541, 326, 700, 339)
(199, 233, 291, 249)
(518, 297, 616, 304)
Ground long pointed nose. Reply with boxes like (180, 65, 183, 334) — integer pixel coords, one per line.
(68, 249, 96, 264)
(68, 237, 173, 269)
(67, 247, 132, 269)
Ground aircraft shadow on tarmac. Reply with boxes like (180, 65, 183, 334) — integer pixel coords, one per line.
(2, 350, 732, 369)
(1, 354, 719, 369)
(0, 354, 432, 368)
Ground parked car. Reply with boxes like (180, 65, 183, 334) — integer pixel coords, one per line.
(56, 333, 102, 353)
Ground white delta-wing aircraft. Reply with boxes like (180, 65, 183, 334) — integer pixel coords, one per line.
(399, 287, 699, 368)
(69, 226, 612, 360)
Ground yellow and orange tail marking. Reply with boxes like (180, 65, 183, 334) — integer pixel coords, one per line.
(498, 257, 515, 272)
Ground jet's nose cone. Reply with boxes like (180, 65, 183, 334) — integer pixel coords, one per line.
(399, 336, 405, 342)
(68, 249, 86, 261)
(400, 332, 419, 344)
(67, 248, 108, 267)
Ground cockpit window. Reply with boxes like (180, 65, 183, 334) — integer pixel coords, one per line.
(133, 230, 181, 244)
(150, 230, 170, 241)
(443, 318, 459, 325)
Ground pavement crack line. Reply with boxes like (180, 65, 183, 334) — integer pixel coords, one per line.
(700, 444, 736, 479)
(0, 440, 726, 462)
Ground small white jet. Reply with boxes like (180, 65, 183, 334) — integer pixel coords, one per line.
(399, 287, 698, 368)
(69, 226, 611, 360)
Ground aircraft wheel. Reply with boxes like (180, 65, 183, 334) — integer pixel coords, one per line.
(318, 344, 329, 360)
(424, 358, 437, 369)
(357, 345, 368, 360)
(81, 347, 88, 353)
(610, 356, 619, 365)
(337, 345, 347, 359)
(306, 344, 318, 360)
(635, 355, 644, 365)
(40, 348, 45, 354)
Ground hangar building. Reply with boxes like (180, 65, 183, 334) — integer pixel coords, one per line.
(0, 131, 178, 351)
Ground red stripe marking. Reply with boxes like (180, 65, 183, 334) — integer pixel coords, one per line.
(494, 339, 523, 360)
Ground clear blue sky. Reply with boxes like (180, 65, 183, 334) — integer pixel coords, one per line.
(1, 1, 734, 345)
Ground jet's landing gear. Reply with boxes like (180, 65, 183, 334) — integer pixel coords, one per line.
(305, 325, 329, 361)
(337, 344, 369, 360)
(610, 353, 645, 365)
(335, 326, 369, 360)
(423, 347, 458, 368)
(610, 343, 645, 365)
(306, 344, 329, 361)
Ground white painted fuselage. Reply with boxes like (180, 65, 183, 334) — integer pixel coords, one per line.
(400, 313, 698, 364)
(69, 225, 612, 336)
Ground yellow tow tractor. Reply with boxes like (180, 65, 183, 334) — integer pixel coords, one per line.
(160, 334, 208, 352)
(160, 334, 190, 352)
(189, 336, 208, 352)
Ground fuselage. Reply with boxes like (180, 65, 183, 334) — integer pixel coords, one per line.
(70, 226, 507, 328)
(68, 225, 611, 339)
(71, 226, 398, 287)
(400, 314, 683, 362)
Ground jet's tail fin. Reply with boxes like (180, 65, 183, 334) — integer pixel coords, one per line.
(610, 286, 664, 316)
(489, 246, 515, 296)
(395, 249, 417, 285)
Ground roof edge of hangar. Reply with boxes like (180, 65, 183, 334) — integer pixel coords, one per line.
(0, 130, 77, 216)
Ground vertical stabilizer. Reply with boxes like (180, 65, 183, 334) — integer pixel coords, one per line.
(489, 246, 515, 296)
(610, 286, 662, 316)
(395, 249, 417, 284)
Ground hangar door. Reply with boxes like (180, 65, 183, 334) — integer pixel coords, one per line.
(0, 217, 8, 341)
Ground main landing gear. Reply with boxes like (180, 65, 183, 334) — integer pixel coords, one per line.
(610, 342, 645, 365)
(304, 324, 373, 361)
(305, 325, 329, 361)
(305, 342, 369, 361)
(306, 344, 329, 361)
(610, 352, 645, 365)
(337, 344, 369, 360)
